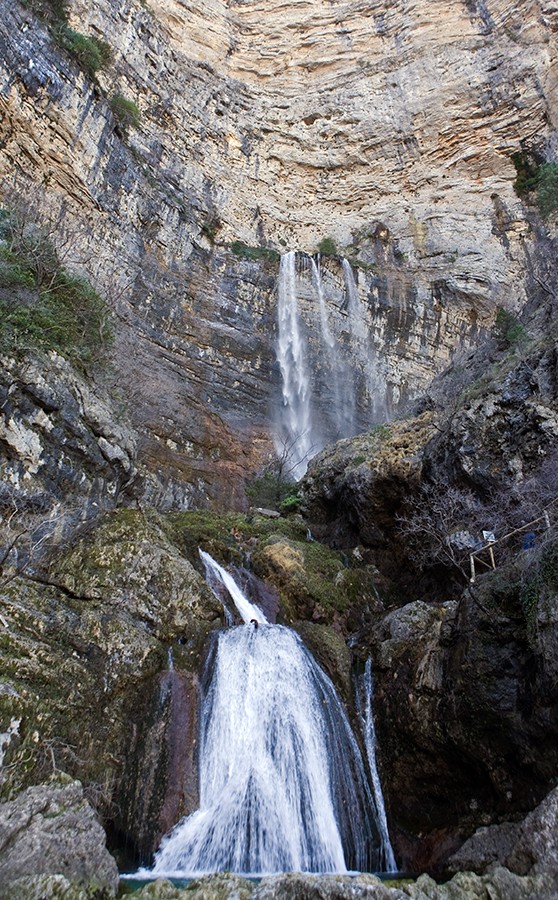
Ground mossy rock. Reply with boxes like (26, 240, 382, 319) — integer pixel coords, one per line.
(48, 509, 223, 643)
(250, 535, 362, 626)
(292, 621, 353, 702)
(162, 509, 308, 569)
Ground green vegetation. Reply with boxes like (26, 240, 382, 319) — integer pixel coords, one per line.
(246, 472, 291, 509)
(55, 27, 112, 78)
(511, 151, 558, 219)
(493, 306, 526, 349)
(279, 491, 302, 514)
(0, 209, 112, 366)
(24, 0, 112, 80)
(535, 163, 558, 220)
(230, 241, 280, 263)
(110, 93, 141, 131)
(511, 150, 540, 197)
(317, 237, 338, 257)
(163, 509, 308, 567)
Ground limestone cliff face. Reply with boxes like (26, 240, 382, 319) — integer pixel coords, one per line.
(0, 0, 557, 503)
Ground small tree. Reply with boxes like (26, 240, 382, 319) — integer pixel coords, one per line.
(398, 483, 482, 582)
(110, 94, 141, 132)
(493, 307, 526, 349)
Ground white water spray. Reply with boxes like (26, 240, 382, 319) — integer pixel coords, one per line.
(146, 554, 386, 877)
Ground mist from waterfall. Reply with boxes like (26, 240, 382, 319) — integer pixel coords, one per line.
(275, 252, 387, 480)
(144, 552, 390, 878)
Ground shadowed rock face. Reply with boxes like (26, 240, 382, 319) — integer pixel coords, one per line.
(117, 666, 200, 864)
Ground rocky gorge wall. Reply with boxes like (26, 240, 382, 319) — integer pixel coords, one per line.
(1, 1, 558, 896)
(0, 0, 557, 504)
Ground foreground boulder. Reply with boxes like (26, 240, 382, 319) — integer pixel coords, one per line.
(447, 785, 558, 878)
(0, 777, 119, 898)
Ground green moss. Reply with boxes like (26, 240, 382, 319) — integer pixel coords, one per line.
(229, 241, 280, 263)
(251, 534, 356, 624)
(163, 510, 307, 566)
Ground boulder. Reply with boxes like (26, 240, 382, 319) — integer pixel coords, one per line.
(447, 785, 558, 877)
(0, 778, 118, 897)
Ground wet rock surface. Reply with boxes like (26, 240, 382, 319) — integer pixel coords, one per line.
(0, 510, 224, 860)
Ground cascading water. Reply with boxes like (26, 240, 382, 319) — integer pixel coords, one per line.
(275, 251, 314, 480)
(274, 252, 387, 478)
(356, 659, 397, 873)
(144, 552, 389, 878)
(341, 259, 386, 423)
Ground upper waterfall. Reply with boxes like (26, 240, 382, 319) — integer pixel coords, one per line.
(274, 251, 387, 479)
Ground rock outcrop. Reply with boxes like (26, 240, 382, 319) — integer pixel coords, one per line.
(299, 303, 558, 869)
(131, 865, 558, 899)
(0, 777, 119, 898)
(447, 785, 558, 877)
(0, 509, 224, 859)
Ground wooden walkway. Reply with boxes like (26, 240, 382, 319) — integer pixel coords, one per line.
(469, 500, 557, 583)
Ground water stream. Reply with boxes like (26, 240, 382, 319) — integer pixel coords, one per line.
(274, 252, 387, 479)
(356, 659, 397, 872)
(140, 552, 395, 878)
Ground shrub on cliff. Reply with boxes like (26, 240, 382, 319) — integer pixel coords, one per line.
(25, 0, 113, 80)
(535, 163, 558, 220)
(56, 27, 113, 78)
(110, 94, 141, 132)
(493, 307, 526, 349)
(0, 209, 112, 366)
(317, 237, 338, 257)
(511, 151, 558, 219)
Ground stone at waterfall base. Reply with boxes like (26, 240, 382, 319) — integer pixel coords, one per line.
(131, 868, 558, 899)
(0, 778, 119, 899)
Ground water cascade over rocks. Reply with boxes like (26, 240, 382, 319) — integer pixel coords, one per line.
(145, 552, 392, 877)
(275, 251, 387, 478)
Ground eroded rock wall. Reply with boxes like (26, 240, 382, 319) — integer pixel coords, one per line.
(0, 0, 556, 502)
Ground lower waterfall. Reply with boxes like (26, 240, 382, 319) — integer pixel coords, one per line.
(142, 553, 394, 878)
